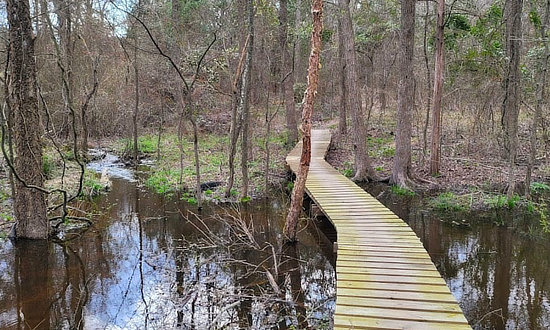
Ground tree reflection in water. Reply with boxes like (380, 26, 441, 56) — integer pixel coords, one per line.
(0, 176, 335, 329)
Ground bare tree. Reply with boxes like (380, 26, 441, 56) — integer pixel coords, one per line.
(340, 0, 376, 182)
(279, 0, 298, 146)
(241, 0, 254, 199)
(6, 0, 48, 239)
(284, 0, 323, 242)
(526, 0, 550, 197)
(337, 14, 347, 136)
(391, 0, 416, 188)
(502, 0, 523, 197)
(430, 0, 445, 176)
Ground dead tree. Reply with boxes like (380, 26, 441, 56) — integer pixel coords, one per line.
(284, 0, 323, 242)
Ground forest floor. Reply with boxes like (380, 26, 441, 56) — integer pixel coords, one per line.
(2, 105, 550, 236)
(322, 110, 550, 217)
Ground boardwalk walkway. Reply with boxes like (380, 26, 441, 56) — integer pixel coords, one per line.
(286, 129, 470, 329)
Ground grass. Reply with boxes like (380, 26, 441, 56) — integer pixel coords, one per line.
(42, 154, 56, 179)
(429, 192, 466, 212)
(146, 169, 180, 194)
(82, 171, 108, 198)
(130, 128, 289, 200)
(531, 182, 550, 194)
(391, 185, 415, 197)
(486, 194, 522, 210)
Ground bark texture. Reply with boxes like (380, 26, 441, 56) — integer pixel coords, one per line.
(279, 0, 298, 146)
(340, 0, 374, 182)
(430, 0, 445, 176)
(391, 0, 416, 187)
(7, 0, 48, 239)
(526, 0, 549, 197)
(284, 0, 323, 241)
(240, 0, 254, 198)
(502, 0, 523, 197)
(337, 15, 347, 135)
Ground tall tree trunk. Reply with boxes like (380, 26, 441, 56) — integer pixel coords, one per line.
(502, 0, 523, 197)
(430, 0, 445, 176)
(391, 0, 416, 188)
(340, 0, 375, 182)
(422, 0, 432, 163)
(225, 36, 249, 198)
(526, 0, 548, 197)
(337, 16, 347, 135)
(279, 0, 298, 146)
(133, 43, 140, 166)
(132, 3, 141, 166)
(240, 0, 254, 199)
(283, 0, 323, 242)
(7, 0, 48, 239)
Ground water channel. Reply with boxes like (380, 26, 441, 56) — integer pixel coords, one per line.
(0, 154, 336, 329)
(0, 153, 549, 329)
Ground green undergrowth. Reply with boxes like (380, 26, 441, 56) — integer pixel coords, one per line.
(367, 135, 395, 159)
(391, 185, 415, 197)
(427, 183, 550, 234)
(137, 129, 289, 201)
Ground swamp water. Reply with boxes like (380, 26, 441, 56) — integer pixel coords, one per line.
(364, 183, 550, 330)
(0, 155, 336, 329)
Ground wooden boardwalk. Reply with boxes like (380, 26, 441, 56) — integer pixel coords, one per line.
(286, 129, 470, 329)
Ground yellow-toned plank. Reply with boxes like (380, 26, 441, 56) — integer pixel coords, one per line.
(336, 260, 438, 271)
(337, 273, 448, 286)
(336, 287, 460, 304)
(334, 314, 469, 329)
(335, 296, 463, 313)
(336, 266, 442, 278)
(337, 279, 451, 294)
(335, 304, 467, 324)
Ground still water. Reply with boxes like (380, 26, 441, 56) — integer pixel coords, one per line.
(366, 183, 550, 330)
(0, 158, 336, 329)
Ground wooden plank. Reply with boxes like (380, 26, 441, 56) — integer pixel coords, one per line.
(335, 305, 467, 324)
(336, 287, 460, 304)
(336, 273, 448, 286)
(335, 296, 463, 313)
(336, 266, 442, 278)
(334, 315, 469, 329)
(336, 260, 438, 271)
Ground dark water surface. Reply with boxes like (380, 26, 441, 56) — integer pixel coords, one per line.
(0, 159, 335, 329)
(364, 183, 550, 330)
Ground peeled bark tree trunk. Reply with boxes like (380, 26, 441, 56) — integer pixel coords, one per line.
(7, 0, 48, 239)
(502, 0, 523, 197)
(340, 0, 375, 182)
(430, 0, 445, 176)
(526, 0, 550, 197)
(279, 0, 298, 146)
(283, 0, 323, 242)
(391, 0, 416, 188)
(240, 0, 254, 199)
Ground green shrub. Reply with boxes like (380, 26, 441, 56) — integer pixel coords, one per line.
(487, 194, 522, 209)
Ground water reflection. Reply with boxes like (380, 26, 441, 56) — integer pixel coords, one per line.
(0, 174, 335, 329)
(369, 184, 550, 330)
